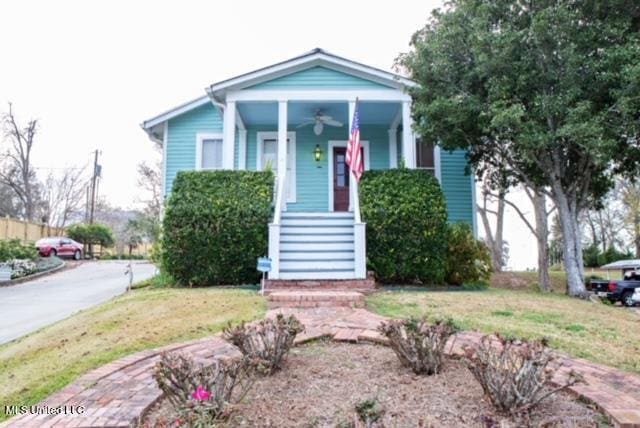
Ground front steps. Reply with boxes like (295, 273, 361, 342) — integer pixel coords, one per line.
(265, 277, 376, 294)
(278, 211, 357, 280)
(267, 290, 365, 309)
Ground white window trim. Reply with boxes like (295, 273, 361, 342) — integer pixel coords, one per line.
(415, 138, 442, 183)
(327, 140, 370, 212)
(256, 131, 297, 203)
(195, 132, 224, 171)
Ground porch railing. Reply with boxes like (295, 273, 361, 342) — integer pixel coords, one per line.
(268, 171, 287, 279)
(350, 172, 367, 279)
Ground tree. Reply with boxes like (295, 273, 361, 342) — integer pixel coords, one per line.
(620, 180, 640, 258)
(123, 219, 144, 256)
(0, 103, 40, 221)
(508, 187, 554, 292)
(0, 182, 23, 217)
(477, 177, 507, 272)
(399, 0, 640, 296)
(135, 141, 162, 242)
(582, 184, 626, 253)
(135, 161, 161, 242)
(67, 223, 115, 253)
(42, 166, 88, 228)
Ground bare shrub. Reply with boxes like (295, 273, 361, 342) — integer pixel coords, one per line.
(463, 335, 584, 414)
(378, 318, 459, 375)
(223, 314, 304, 374)
(153, 352, 258, 424)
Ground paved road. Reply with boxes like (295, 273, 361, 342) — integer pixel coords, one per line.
(0, 261, 157, 345)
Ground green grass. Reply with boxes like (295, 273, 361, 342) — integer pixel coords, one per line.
(367, 288, 640, 374)
(130, 270, 175, 289)
(0, 287, 266, 422)
(491, 269, 612, 294)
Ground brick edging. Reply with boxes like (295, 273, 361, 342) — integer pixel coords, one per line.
(3, 308, 639, 427)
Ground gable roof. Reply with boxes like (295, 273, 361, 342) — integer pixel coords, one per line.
(207, 48, 415, 96)
(142, 48, 415, 131)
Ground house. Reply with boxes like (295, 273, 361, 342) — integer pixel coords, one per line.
(142, 48, 476, 282)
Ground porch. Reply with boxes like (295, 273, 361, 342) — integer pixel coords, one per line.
(219, 97, 418, 281)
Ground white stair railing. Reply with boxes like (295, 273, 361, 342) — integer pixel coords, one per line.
(350, 172, 367, 279)
(268, 171, 287, 279)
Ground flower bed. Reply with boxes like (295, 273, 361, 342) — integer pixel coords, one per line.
(142, 341, 602, 427)
(0, 256, 64, 281)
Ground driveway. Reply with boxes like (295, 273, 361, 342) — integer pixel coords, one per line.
(0, 261, 157, 345)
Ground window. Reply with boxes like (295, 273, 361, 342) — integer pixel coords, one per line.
(197, 134, 223, 170)
(262, 139, 278, 172)
(416, 138, 435, 173)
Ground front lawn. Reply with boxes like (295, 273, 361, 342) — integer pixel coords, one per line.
(0, 287, 266, 422)
(367, 289, 640, 374)
(491, 269, 613, 294)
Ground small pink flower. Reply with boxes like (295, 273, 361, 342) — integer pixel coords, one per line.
(191, 386, 211, 401)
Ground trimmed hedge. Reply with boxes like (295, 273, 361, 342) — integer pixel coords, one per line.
(161, 170, 274, 286)
(360, 169, 448, 284)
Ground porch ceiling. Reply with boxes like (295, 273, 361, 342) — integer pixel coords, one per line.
(237, 101, 400, 127)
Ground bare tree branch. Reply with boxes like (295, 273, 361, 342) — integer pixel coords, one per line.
(0, 102, 40, 221)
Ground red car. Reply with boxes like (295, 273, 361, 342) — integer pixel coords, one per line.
(35, 237, 83, 260)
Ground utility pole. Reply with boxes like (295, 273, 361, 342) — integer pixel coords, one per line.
(89, 150, 100, 224)
(88, 150, 101, 259)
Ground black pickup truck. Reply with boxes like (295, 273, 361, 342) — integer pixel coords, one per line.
(589, 267, 640, 307)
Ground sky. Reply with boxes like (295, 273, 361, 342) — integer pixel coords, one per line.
(0, 0, 538, 269)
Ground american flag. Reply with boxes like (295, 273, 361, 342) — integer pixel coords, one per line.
(346, 99, 363, 182)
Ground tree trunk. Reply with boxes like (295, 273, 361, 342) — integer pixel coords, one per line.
(633, 215, 640, 258)
(494, 193, 505, 271)
(597, 211, 607, 252)
(552, 187, 586, 297)
(532, 192, 551, 292)
(477, 188, 506, 272)
(586, 213, 598, 247)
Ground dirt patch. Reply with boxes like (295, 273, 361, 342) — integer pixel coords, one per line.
(143, 341, 602, 427)
(491, 272, 534, 290)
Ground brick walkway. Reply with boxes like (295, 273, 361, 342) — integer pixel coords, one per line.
(3, 307, 640, 427)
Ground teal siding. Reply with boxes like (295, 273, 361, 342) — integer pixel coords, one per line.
(244, 125, 391, 212)
(163, 104, 473, 226)
(247, 66, 393, 90)
(441, 150, 474, 225)
(166, 103, 223, 194)
(362, 126, 390, 170)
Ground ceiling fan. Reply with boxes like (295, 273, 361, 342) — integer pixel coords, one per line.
(297, 110, 343, 135)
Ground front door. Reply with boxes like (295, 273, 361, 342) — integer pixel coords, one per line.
(260, 134, 296, 202)
(333, 147, 349, 211)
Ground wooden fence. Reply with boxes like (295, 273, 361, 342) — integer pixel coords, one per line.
(0, 216, 65, 243)
(0, 216, 153, 257)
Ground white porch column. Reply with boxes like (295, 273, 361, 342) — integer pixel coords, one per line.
(277, 100, 288, 176)
(238, 129, 247, 170)
(401, 100, 415, 168)
(388, 129, 398, 168)
(222, 101, 236, 169)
